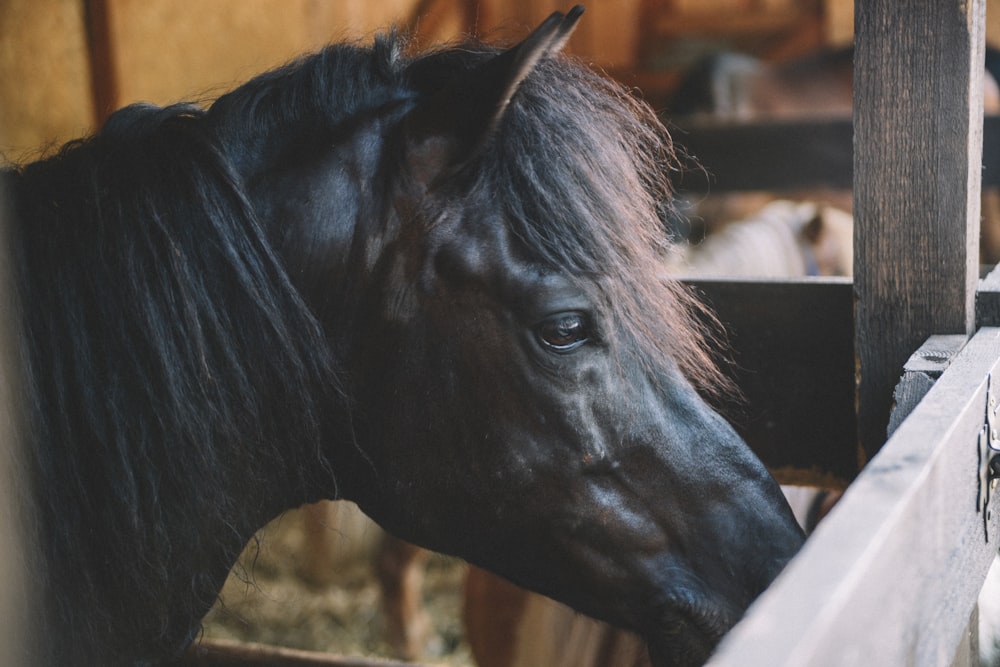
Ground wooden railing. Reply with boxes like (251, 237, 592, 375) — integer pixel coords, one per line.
(697, 1, 996, 664)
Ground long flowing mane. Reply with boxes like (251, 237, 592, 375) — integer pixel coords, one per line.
(5, 103, 339, 661)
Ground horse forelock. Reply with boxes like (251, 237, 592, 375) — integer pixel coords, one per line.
(463, 55, 731, 398)
(201, 35, 729, 399)
(8, 102, 342, 661)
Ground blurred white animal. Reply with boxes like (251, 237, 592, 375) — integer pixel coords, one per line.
(669, 199, 853, 278)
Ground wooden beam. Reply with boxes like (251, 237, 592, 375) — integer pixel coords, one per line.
(672, 118, 854, 192)
(670, 115, 1000, 193)
(853, 0, 985, 460)
(83, 0, 119, 126)
(886, 334, 968, 435)
(686, 278, 857, 480)
(977, 262, 1000, 327)
(707, 327, 1000, 666)
(0, 175, 31, 667)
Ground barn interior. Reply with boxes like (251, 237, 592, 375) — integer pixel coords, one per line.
(4, 1, 1000, 666)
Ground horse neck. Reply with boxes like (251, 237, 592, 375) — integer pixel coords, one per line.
(6, 129, 351, 662)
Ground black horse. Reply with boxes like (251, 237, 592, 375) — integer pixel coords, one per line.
(2, 8, 803, 666)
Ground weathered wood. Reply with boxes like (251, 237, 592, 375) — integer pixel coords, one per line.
(854, 0, 985, 461)
(670, 115, 1000, 193)
(685, 278, 857, 480)
(889, 335, 983, 667)
(707, 327, 1000, 667)
(887, 336, 983, 667)
(672, 117, 853, 192)
(886, 334, 968, 435)
(977, 263, 1000, 327)
(83, 0, 119, 125)
(0, 170, 31, 667)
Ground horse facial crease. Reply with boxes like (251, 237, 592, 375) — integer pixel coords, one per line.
(8, 7, 802, 666)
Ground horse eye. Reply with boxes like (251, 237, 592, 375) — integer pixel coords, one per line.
(536, 312, 590, 352)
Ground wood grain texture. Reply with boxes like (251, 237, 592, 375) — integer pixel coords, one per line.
(708, 327, 1000, 667)
(886, 334, 968, 435)
(853, 0, 985, 460)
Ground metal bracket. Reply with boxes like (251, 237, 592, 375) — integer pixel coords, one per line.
(977, 373, 1000, 542)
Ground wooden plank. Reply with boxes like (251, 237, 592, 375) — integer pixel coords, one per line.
(853, 0, 985, 461)
(987, 115, 1000, 187)
(977, 262, 1000, 327)
(885, 335, 984, 667)
(83, 0, 119, 126)
(569, 0, 642, 69)
(685, 278, 857, 480)
(0, 171, 31, 667)
(886, 335, 979, 666)
(672, 118, 854, 192)
(670, 115, 1000, 193)
(886, 334, 968, 435)
(707, 326, 1000, 666)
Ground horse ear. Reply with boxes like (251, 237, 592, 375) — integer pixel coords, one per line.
(403, 6, 584, 186)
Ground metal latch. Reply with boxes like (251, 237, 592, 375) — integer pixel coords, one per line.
(977, 374, 1000, 541)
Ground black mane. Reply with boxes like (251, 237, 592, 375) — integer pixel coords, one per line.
(7, 102, 339, 663)
(468, 53, 723, 392)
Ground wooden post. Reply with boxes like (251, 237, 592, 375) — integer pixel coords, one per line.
(854, 0, 985, 461)
(0, 177, 32, 667)
(83, 0, 119, 126)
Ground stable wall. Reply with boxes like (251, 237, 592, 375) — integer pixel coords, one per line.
(0, 0, 93, 160)
(8, 0, 1000, 160)
(0, 0, 634, 158)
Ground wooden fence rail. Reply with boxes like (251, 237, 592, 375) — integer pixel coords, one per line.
(672, 115, 1000, 193)
(703, 0, 994, 664)
(709, 327, 1000, 666)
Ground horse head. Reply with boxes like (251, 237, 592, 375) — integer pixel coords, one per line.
(214, 8, 804, 665)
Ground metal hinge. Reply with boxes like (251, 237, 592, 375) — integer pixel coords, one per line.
(977, 374, 1000, 542)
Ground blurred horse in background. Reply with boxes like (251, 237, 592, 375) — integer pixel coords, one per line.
(668, 45, 1000, 263)
(667, 199, 853, 278)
